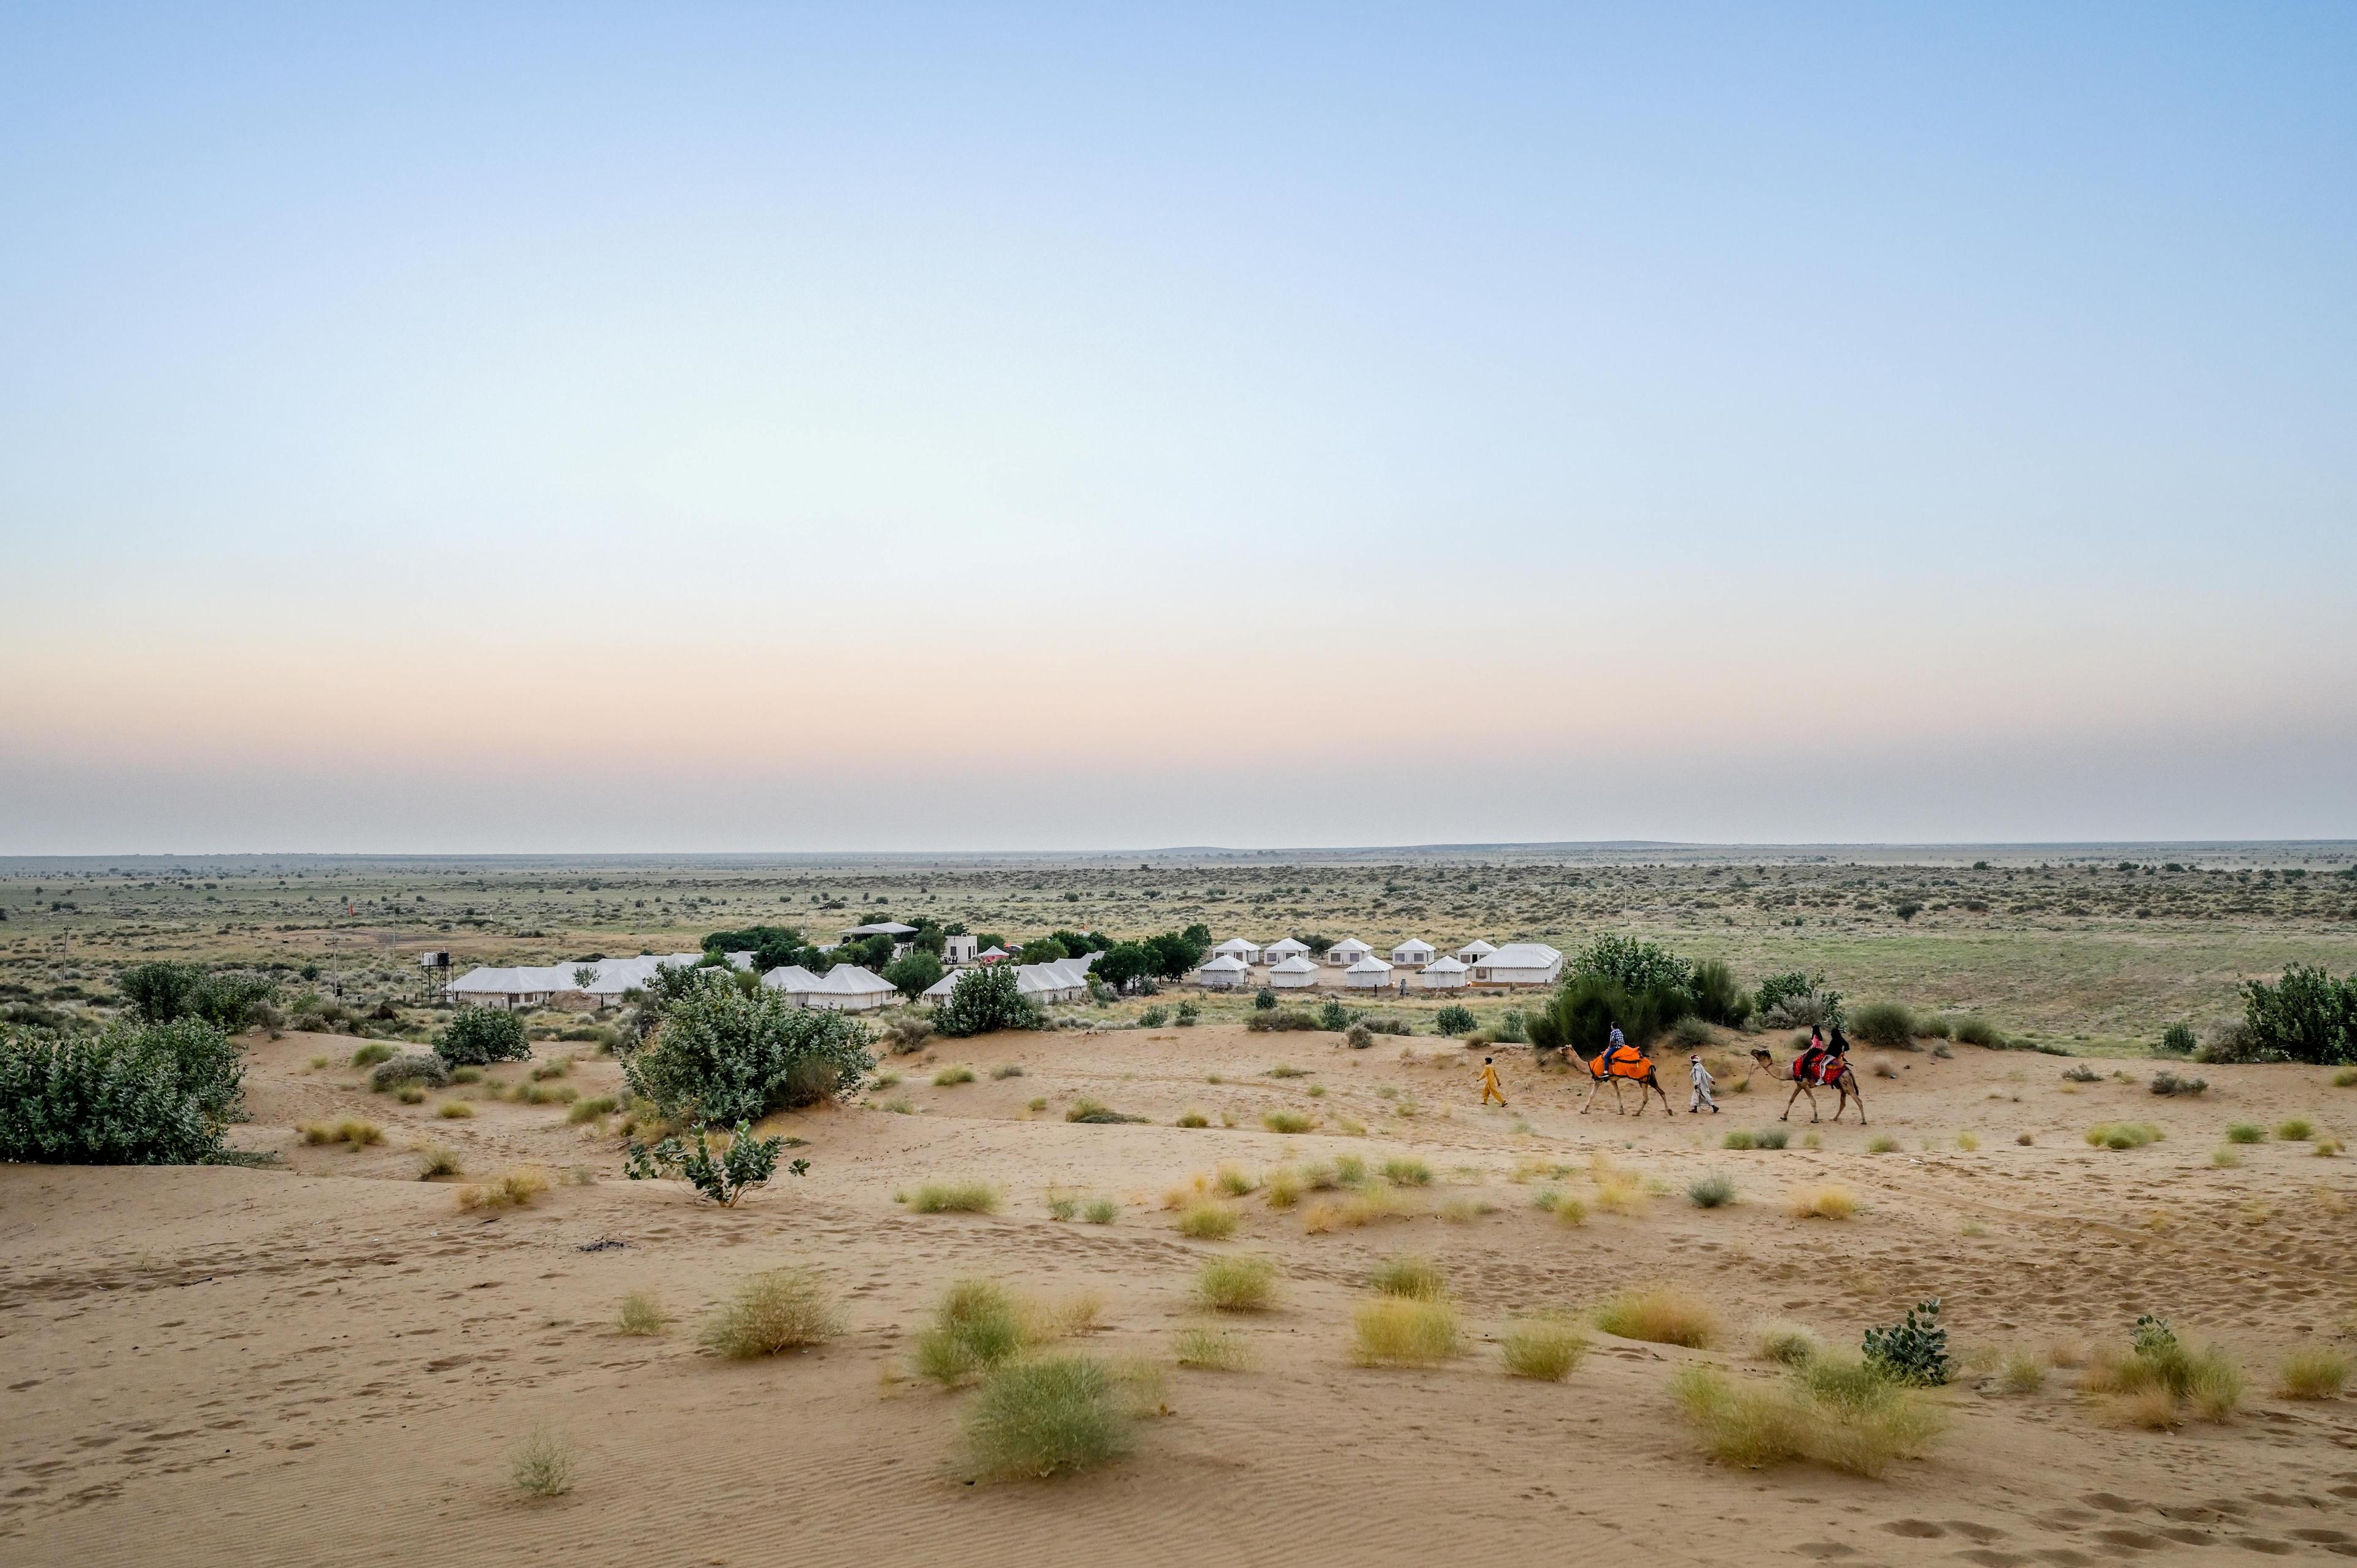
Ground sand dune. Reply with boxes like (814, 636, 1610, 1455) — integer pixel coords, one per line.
(4, 1025, 2354, 1566)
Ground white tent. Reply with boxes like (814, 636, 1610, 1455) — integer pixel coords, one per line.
(1212, 937, 1262, 965)
(1326, 938, 1373, 967)
(1197, 954, 1251, 990)
(1268, 954, 1320, 989)
(1417, 955, 1469, 990)
(1016, 959, 1091, 1004)
(1471, 943, 1563, 986)
(451, 952, 702, 1010)
(1455, 939, 1498, 964)
(776, 964, 897, 1011)
(978, 946, 1011, 964)
(1390, 938, 1434, 967)
(842, 921, 918, 939)
(1263, 937, 1310, 963)
(1343, 955, 1395, 990)
(761, 964, 823, 995)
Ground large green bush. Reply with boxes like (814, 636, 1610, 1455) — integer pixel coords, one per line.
(2237, 964, 2357, 1065)
(1528, 971, 1690, 1058)
(1571, 935, 1692, 998)
(626, 984, 875, 1123)
(1848, 1000, 1917, 1049)
(115, 962, 279, 1032)
(933, 966, 1047, 1038)
(435, 1006, 532, 1066)
(0, 1019, 245, 1165)
(882, 949, 945, 1000)
(1688, 960, 1752, 1027)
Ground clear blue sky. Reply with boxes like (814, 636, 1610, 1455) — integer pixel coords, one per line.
(2, 4, 2352, 852)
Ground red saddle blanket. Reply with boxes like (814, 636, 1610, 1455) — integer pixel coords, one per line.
(1795, 1051, 1844, 1086)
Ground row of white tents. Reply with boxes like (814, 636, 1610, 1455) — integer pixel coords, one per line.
(1196, 938, 1562, 992)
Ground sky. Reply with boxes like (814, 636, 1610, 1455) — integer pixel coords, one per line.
(2, 3, 2353, 854)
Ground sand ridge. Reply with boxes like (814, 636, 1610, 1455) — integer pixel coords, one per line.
(2, 1025, 2354, 1566)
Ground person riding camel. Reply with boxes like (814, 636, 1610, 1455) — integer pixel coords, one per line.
(1795, 1024, 1827, 1086)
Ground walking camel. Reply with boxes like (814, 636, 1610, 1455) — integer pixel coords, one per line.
(1749, 1045, 1868, 1124)
(1577, 1039, 1674, 1116)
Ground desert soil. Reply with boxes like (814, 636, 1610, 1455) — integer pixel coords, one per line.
(3, 1025, 2354, 1567)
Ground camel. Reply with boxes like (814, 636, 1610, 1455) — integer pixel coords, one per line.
(1750, 1046, 1867, 1124)
(1577, 1043, 1673, 1116)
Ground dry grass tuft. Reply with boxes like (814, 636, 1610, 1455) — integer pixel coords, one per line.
(1215, 1164, 1259, 1197)
(1380, 1156, 1434, 1186)
(616, 1290, 667, 1336)
(2086, 1121, 2165, 1150)
(1864, 1135, 1898, 1154)
(1368, 1254, 1447, 1301)
(2275, 1116, 2316, 1141)
(1173, 1324, 1254, 1371)
(2276, 1348, 2350, 1400)
(1195, 1255, 1279, 1312)
(508, 1424, 577, 1498)
(456, 1167, 552, 1211)
(908, 1180, 1000, 1215)
(416, 1143, 463, 1180)
(2225, 1122, 2266, 1143)
(1263, 1167, 1304, 1209)
(299, 1118, 384, 1148)
(1082, 1196, 1120, 1224)
(1500, 1316, 1590, 1381)
(437, 1100, 475, 1119)
(700, 1265, 843, 1359)
(1595, 1286, 1719, 1348)
(932, 1065, 977, 1086)
(961, 1355, 1131, 1481)
(1671, 1358, 1946, 1477)
(1174, 1109, 1209, 1128)
(911, 1279, 1023, 1385)
(1261, 1108, 1314, 1134)
(1999, 1351, 2047, 1394)
(1786, 1183, 1858, 1221)
(2081, 1337, 2245, 1424)
(1351, 1296, 1466, 1367)
(1175, 1200, 1240, 1240)
(1592, 1172, 1647, 1215)
(1753, 1321, 1822, 1366)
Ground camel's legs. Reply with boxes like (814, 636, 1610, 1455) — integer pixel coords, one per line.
(1580, 1076, 1609, 1114)
(1644, 1078, 1672, 1116)
(1781, 1081, 1817, 1122)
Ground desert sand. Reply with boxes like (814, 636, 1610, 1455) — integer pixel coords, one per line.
(3, 1024, 2353, 1567)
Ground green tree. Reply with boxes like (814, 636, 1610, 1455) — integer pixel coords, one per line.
(624, 985, 875, 1123)
(1017, 937, 1069, 965)
(2239, 964, 2357, 1065)
(116, 961, 206, 1025)
(435, 1006, 532, 1066)
(1096, 943, 1156, 992)
(933, 967, 1047, 1037)
(883, 949, 946, 1001)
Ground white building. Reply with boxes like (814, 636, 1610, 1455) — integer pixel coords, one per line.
(1268, 954, 1320, 989)
(1417, 955, 1469, 990)
(770, 964, 896, 1011)
(1455, 939, 1498, 965)
(1197, 954, 1251, 991)
(943, 932, 979, 965)
(450, 952, 703, 1010)
(1212, 937, 1262, 966)
(1326, 938, 1373, 968)
(1344, 955, 1395, 991)
(1262, 937, 1310, 965)
(1470, 943, 1563, 986)
(1390, 938, 1435, 968)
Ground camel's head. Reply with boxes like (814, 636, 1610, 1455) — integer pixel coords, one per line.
(1749, 1048, 1774, 1064)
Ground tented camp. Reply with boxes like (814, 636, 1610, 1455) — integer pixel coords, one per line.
(1417, 955, 1469, 989)
(1262, 937, 1310, 964)
(1212, 938, 1262, 966)
(1470, 943, 1563, 987)
(977, 946, 1011, 964)
(774, 964, 897, 1011)
(761, 964, 823, 996)
(1326, 938, 1374, 967)
(1197, 954, 1251, 990)
(1390, 938, 1434, 968)
(1015, 959, 1091, 1004)
(1268, 954, 1320, 989)
(1455, 939, 1498, 965)
(1344, 955, 1395, 991)
(449, 952, 702, 1010)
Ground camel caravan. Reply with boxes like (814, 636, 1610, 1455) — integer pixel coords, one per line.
(1552, 1021, 1868, 1124)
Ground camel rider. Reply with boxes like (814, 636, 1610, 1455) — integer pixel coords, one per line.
(1604, 1026, 1645, 1078)
(1797, 1024, 1827, 1084)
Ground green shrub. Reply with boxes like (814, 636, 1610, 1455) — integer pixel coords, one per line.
(1066, 1098, 1146, 1124)
(1196, 1256, 1278, 1311)
(2159, 1022, 2198, 1056)
(2225, 1122, 2265, 1143)
(1351, 1297, 1465, 1366)
(1082, 1196, 1119, 1224)
(933, 1065, 977, 1086)
(1317, 999, 1353, 1032)
(2276, 1116, 2316, 1141)
(1671, 1015, 1714, 1048)
(1722, 1128, 1755, 1150)
(1245, 1010, 1318, 1032)
(934, 966, 1049, 1037)
(1253, 986, 1276, 1011)
(1138, 1005, 1169, 1029)
(1434, 1004, 1476, 1037)
(2235, 963, 2357, 1065)
(1688, 960, 1752, 1027)
(2085, 1121, 2164, 1149)
(509, 1424, 577, 1497)
(1687, 1171, 1736, 1208)
(1861, 1298, 1950, 1385)
(350, 1041, 396, 1068)
(1500, 1316, 1590, 1381)
(624, 984, 873, 1124)
(962, 1355, 1131, 1480)
(1175, 1002, 1200, 1027)
(624, 1121, 801, 1205)
(912, 1279, 1025, 1385)
(1754, 1126, 1789, 1149)
(1848, 1001, 1916, 1050)
(435, 1007, 531, 1067)
(908, 1181, 1000, 1214)
(1671, 1359, 1944, 1477)
(369, 1052, 449, 1092)
(1950, 1015, 2003, 1048)
(1260, 1109, 1313, 1134)
(881, 949, 945, 1001)
(1916, 1013, 1953, 1040)
(1369, 1255, 1446, 1300)
(0, 1019, 244, 1165)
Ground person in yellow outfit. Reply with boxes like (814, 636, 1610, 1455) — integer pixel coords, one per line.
(1478, 1056, 1507, 1107)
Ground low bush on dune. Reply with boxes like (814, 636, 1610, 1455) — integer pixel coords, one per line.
(2276, 1348, 2350, 1400)
(932, 1065, 977, 1086)
(509, 1424, 578, 1498)
(1195, 1255, 1278, 1312)
(1687, 1172, 1737, 1209)
(369, 1052, 449, 1092)
(1351, 1297, 1466, 1367)
(2085, 1121, 2164, 1150)
(908, 1181, 1000, 1215)
(625, 983, 874, 1123)
(1500, 1315, 1590, 1381)
(1379, 1156, 1433, 1186)
(1247, 1009, 1318, 1033)
(1950, 1016, 2004, 1048)
(1595, 1286, 1719, 1348)
(2148, 1070, 2205, 1097)
(962, 1355, 1132, 1481)
(435, 1007, 532, 1067)
(1754, 1321, 1822, 1367)
(438, 1100, 475, 1119)
(1368, 1255, 1446, 1301)
(2081, 1315, 2243, 1425)
(625, 1121, 797, 1207)
(1175, 1200, 1239, 1240)
(2275, 1116, 2315, 1141)
(701, 1265, 843, 1359)
(1066, 1098, 1147, 1124)
(912, 1279, 1026, 1385)
(0, 1018, 246, 1165)
(1173, 1324, 1254, 1371)
(1786, 1182, 1858, 1221)
(416, 1143, 463, 1180)
(1848, 1001, 1916, 1049)
(1673, 1357, 1947, 1477)
(457, 1167, 551, 1210)
(1861, 1298, 1951, 1386)
(1260, 1109, 1314, 1134)
(2225, 1122, 2266, 1143)
(300, 1117, 384, 1148)
(616, 1291, 668, 1336)
(350, 1041, 397, 1068)
(1722, 1128, 1756, 1150)
(1083, 1196, 1120, 1224)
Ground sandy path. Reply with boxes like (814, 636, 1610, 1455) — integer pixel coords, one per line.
(3, 1026, 2354, 1566)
